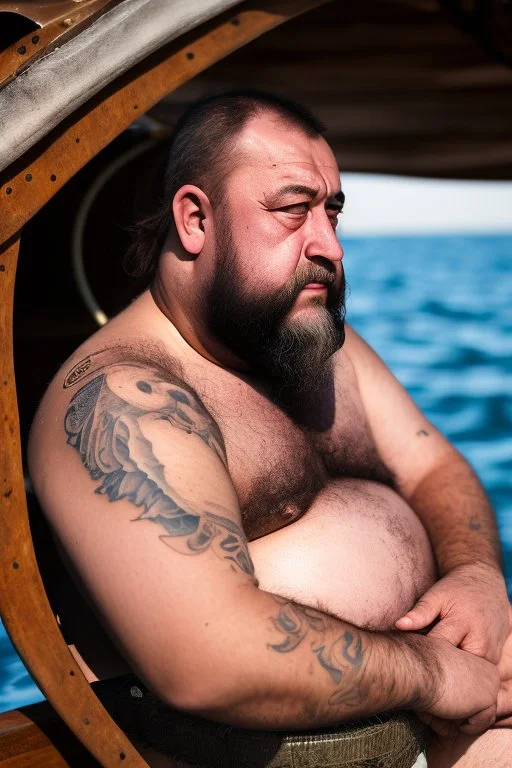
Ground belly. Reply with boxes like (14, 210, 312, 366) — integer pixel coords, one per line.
(248, 478, 437, 631)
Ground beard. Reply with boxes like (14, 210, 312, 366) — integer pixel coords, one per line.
(205, 216, 346, 394)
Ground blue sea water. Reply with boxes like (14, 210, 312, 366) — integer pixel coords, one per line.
(0, 232, 511, 713)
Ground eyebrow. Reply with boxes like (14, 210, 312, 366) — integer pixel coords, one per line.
(265, 185, 345, 209)
(329, 190, 345, 209)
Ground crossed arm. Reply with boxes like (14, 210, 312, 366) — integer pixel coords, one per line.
(28, 355, 500, 731)
(344, 325, 511, 727)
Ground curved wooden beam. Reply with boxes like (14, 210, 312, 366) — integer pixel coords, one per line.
(0, 235, 149, 766)
(0, 0, 329, 764)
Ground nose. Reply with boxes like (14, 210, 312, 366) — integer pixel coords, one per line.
(304, 209, 344, 264)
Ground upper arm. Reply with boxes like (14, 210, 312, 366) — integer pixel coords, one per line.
(29, 361, 256, 704)
(342, 324, 460, 497)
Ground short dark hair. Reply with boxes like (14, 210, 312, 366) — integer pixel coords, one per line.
(124, 90, 326, 277)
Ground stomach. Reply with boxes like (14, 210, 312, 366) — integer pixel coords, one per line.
(68, 478, 435, 682)
(248, 478, 437, 631)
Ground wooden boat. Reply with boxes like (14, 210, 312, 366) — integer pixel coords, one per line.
(0, 1, 511, 764)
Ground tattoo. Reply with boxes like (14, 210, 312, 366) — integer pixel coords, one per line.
(268, 597, 364, 706)
(416, 429, 430, 437)
(64, 368, 254, 577)
(64, 355, 93, 388)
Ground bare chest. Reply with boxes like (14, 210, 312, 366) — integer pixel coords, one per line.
(197, 368, 393, 541)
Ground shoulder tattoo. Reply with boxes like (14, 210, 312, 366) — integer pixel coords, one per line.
(64, 365, 254, 577)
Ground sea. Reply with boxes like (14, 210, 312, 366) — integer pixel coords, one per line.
(1, 232, 511, 713)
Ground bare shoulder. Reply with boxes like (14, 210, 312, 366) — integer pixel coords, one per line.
(30, 339, 225, 467)
(326, 323, 367, 392)
(28, 341, 257, 700)
(340, 323, 374, 362)
(334, 323, 390, 387)
(28, 340, 250, 572)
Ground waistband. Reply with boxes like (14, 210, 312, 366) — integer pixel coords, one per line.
(92, 673, 430, 768)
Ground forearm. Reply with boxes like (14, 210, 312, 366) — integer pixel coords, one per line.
(183, 588, 437, 730)
(408, 452, 502, 575)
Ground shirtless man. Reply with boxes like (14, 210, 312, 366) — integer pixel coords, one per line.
(29, 91, 512, 766)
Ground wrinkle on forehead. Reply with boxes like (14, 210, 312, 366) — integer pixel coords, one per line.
(233, 115, 340, 195)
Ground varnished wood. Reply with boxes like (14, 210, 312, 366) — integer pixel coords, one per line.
(0, 236, 147, 765)
(0, 1, 120, 91)
(0, 702, 101, 766)
(0, 0, 328, 245)
(149, 0, 512, 179)
(0, 709, 69, 766)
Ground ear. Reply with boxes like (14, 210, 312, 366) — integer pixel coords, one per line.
(172, 185, 211, 256)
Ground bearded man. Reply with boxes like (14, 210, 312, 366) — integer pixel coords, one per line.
(29, 91, 512, 767)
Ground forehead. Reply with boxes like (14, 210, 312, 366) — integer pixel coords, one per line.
(228, 113, 340, 195)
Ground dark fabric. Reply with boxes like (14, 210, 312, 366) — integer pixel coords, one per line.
(92, 674, 429, 767)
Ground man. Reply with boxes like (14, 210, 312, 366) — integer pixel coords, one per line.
(29, 91, 512, 766)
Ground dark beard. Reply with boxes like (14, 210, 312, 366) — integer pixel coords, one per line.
(206, 218, 346, 394)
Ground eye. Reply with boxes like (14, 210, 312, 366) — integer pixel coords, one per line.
(326, 206, 343, 228)
(278, 202, 309, 216)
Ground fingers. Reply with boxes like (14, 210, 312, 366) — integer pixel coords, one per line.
(395, 594, 440, 631)
(458, 704, 497, 736)
(428, 619, 467, 648)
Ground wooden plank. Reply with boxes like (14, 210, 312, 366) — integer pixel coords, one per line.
(0, 710, 67, 766)
(0, 705, 98, 766)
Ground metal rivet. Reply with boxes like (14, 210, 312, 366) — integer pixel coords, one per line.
(62, 18, 73, 27)
(25, 173, 32, 182)
(6, 187, 12, 195)
(17, 45, 26, 55)
(231, 17, 241, 26)
(83, 717, 90, 725)
(50, 174, 57, 181)
(119, 753, 126, 761)
(186, 52, 194, 60)
(32, 35, 39, 44)
(12, 561, 19, 569)
(0, 265, 5, 272)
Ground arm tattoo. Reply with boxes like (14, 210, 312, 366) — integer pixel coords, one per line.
(269, 597, 364, 707)
(64, 368, 254, 577)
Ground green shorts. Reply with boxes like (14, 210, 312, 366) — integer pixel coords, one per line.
(93, 674, 430, 768)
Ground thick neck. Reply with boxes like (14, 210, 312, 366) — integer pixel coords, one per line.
(150, 271, 251, 374)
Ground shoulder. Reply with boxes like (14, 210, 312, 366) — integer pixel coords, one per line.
(29, 340, 227, 496)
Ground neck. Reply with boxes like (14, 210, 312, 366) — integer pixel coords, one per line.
(150, 272, 251, 374)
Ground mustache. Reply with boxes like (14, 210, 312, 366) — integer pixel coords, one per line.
(278, 264, 342, 308)
(289, 265, 336, 291)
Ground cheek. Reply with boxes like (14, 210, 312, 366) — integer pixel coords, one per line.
(234, 216, 304, 288)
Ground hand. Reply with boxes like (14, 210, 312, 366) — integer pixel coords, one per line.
(420, 635, 500, 736)
(395, 562, 510, 664)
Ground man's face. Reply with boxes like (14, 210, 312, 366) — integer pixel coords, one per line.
(204, 114, 346, 392)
